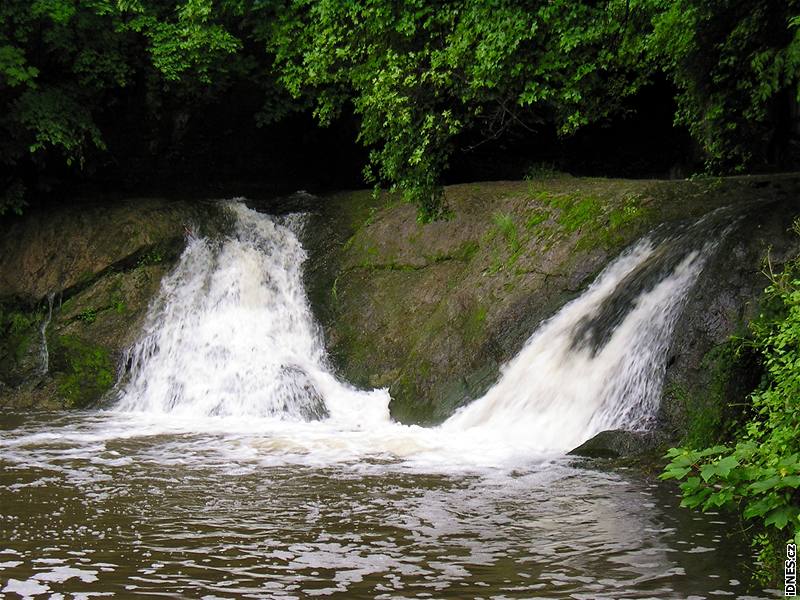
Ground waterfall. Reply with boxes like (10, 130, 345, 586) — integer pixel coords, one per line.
(115, 202, 390, 423)
(442, 218, 727, 451)
(114, 200, 729, 457)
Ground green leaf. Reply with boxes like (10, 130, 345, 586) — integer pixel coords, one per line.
(748, 476, 782, 494)
(764, 506, 794, 529)
(714, 455, 739, 478)
(744, 497, 778, 519)
(662, 466, 692, 480)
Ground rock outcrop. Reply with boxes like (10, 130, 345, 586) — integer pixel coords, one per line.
(2, 174, 798, 454)
(0, 198, 223, 409)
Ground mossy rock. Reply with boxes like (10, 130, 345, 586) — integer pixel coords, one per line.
(0, 301, 45, 387)
(0, 197, 228, 305)
(50, 335, 114, 408)
(659, 193, 800, 444)
(0, 197, 228, 410)
(307, 177, 673, 424)
(569, 429, 668, 459)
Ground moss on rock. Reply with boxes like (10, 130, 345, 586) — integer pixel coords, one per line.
(52, 335, 114, 408)
(0, 198, 226, 410)
(0, 302, 44, 388)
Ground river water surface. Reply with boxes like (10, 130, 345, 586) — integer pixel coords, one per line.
(0, 411, 773, 599)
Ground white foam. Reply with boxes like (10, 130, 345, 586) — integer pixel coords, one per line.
(2, 578, 50, 597)
(32, 566, 99, 583)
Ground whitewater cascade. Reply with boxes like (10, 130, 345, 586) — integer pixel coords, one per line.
(443, 233, 719, 450)
(115, 203, 390, 424)
(38, 292, 54, 376)
(116, 200, 728, 457)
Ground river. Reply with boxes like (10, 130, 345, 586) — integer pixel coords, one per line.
(0, 411, 769, 598)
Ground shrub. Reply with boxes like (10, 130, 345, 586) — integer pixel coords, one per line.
(662, 222, 800, 574)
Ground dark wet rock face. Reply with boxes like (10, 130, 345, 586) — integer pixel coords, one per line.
(0, 199, 225, 410)
(277, 365, 330, 421)
(659, 195, 800, 443)
(569, 429, 668, 459)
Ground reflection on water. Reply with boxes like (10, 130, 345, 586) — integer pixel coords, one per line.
(0, 412, 773, 599)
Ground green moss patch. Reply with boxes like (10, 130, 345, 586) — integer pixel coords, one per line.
(462, 304, 487, 343)
(2, 309, 37, 360)
(549, 193, 603, 233)
(53, 335, 114, 408)
(0, 302, 47, 386)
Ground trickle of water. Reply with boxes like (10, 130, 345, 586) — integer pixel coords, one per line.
(38, 292, 54, 376)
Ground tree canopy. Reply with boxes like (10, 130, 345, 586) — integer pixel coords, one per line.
(1, 0, 798, 217)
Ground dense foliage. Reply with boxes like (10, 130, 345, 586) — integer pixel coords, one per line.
(0, 0, 282, 213)
(269, 0, 654, 218)
(649, 0, 800, 172)
(662, 226, 800, 571)
(1, 1, 798, 217)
